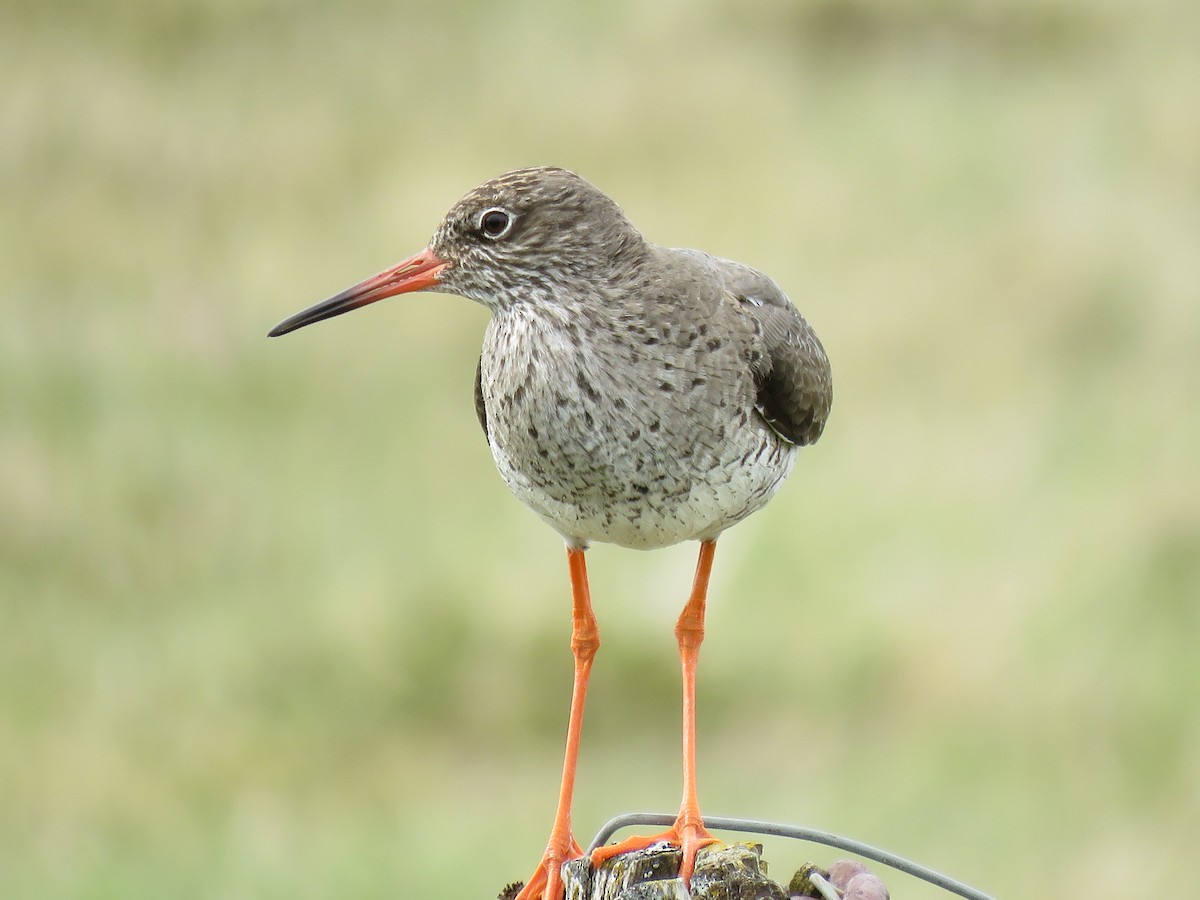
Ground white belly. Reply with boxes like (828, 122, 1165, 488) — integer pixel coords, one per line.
(490, 435, 797, 550)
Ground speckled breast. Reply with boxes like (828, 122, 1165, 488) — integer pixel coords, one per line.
(479, 306, 797, 550)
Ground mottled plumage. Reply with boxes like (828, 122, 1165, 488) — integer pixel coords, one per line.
(428, 167, 833, 549)
(268, 166, 833, 900)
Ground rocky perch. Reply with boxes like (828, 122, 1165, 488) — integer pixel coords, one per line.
(499, 842, 890, 900)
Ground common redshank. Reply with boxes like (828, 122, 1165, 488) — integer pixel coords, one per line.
(269, 167, 832, 900)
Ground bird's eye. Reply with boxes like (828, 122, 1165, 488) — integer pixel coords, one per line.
(479, 208, 513, 239)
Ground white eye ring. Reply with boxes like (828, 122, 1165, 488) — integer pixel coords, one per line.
(478, 207, 515, 239)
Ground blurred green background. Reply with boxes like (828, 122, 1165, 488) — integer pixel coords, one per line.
(3, 0, 1198, 897)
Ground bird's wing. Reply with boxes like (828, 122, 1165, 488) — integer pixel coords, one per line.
(714, 256, 833, 446)
(474, 354, 490, 442)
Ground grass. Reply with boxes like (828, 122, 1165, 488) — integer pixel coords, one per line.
(3, 1, 1198, 897)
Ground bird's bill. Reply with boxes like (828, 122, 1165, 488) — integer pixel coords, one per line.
(268, 247, 448, 337)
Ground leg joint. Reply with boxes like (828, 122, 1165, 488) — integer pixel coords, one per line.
(571, 629, 600, 662)
(674, 612, 705, 651)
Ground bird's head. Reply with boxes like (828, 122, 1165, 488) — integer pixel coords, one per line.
(269, 166, 644, 337)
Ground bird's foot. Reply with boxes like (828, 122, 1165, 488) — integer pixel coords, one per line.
(513, 833, 584, 900)
(589, 811, 718, 886)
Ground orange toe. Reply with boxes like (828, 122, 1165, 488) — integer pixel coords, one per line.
(512, 865, 548, 900)
(590, 829, 666, 866)
(514, 835, 585, 900)
(674, 816, 719, 884)
(590, 816, 718, 886)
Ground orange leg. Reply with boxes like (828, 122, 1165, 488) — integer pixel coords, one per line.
(515, 546, 599, 900)
(591, 539, 719, 885)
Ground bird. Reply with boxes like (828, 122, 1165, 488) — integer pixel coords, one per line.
(268, 166, 832, 900)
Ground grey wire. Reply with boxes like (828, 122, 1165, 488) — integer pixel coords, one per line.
(587, 812, 995, 900)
